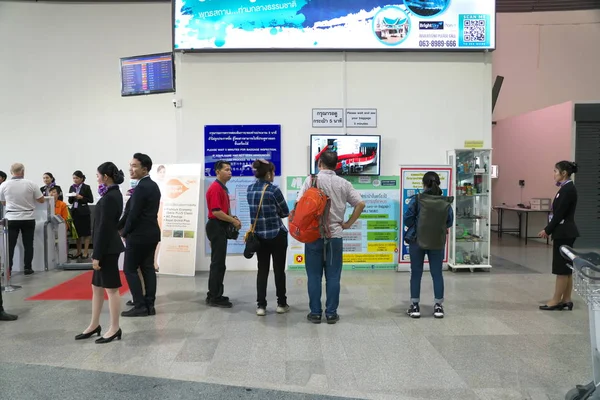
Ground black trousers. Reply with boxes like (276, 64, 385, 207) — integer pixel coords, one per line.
(8, 219, 35, 271)
(124, 242, 158, 309)
(256, 230, 288, 308)
(0, 284, 3, 311)
(206, 219, 228, 300)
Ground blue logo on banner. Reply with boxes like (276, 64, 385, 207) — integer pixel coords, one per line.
(419, 21, 444, 30)
(204, 125, 282, 177)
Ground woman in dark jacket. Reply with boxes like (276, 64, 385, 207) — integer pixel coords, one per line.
(538, 161, 579, 311)
(40, 172, 63, 201)
(75, 162, 125, 344)
(403, 172, 454, 319)
(68, 170, 94, 259)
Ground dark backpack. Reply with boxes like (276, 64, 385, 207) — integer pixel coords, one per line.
(416, 193, 454, 250)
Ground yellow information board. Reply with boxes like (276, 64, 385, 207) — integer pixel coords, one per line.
(464, 140, 484, 149)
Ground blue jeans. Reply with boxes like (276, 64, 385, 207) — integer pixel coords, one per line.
(409, 242, 444, 304)
(304, 238, 343, 316)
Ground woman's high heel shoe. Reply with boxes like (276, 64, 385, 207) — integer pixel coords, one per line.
(539, 303, 565, 311)
(562, 302, 574, 311)
(75, 325, 101, 340)
(95, 329, 122, 344)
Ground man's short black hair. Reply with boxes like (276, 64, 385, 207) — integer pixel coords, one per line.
(319, 151, 338, 170)
(133, 153, 153, 172)
(0, 171, 6, 180)
(214, 160, 231, 171)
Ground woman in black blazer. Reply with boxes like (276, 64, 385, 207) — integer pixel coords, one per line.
(75, 162, 125, 344)
(68, 170, 94, 259)
(538, 161, 579, 311)
(40, 172, 63, 201)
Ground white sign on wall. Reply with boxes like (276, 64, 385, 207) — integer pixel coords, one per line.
(346, 108, 377, 128)
(312, 108, 344, 128)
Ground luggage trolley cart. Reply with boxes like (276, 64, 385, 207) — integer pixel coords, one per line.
(561, 246, 600, 400)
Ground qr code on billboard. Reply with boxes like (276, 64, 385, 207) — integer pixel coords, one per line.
(462, 18, 486, 42)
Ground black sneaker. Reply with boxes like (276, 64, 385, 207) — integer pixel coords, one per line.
(24, 269, 34, 276)
(326, 314, 340, 324)
(434, 303, 444, 319)
(306, 313, 322, 324)
(407, 303, 421, 319)
(208, 298, 233, 308)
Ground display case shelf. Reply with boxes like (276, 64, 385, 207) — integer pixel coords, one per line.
(447, 149, 493, 272)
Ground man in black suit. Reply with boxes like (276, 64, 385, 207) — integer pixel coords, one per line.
(120, 153, 161, 317)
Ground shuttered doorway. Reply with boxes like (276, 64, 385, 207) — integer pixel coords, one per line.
(574, 104, 600, 248)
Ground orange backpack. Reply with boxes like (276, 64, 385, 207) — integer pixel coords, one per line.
(289, 176, 331, 243)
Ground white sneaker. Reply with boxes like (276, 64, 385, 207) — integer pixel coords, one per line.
(276, 305, 290, 314)
(256, 308, 266, 316)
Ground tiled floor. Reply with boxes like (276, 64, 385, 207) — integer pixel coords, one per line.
(0, 236, 595, 399)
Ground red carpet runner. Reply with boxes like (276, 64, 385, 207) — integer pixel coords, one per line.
(26, 271, 130, 301)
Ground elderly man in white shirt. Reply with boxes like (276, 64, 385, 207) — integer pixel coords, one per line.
(0, 163, 44, 277)
(297, 151, 366, 325)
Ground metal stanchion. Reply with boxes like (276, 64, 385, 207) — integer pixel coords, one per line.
(1, 218, 22, 293)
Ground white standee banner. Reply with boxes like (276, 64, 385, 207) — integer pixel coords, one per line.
(151, 163, 201, 276)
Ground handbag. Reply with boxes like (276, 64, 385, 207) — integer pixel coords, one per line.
(225, 223, 239, 240)
(243, 184, 268, 259)
(222, 184, 239, 240)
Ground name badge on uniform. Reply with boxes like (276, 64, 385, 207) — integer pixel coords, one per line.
(549, 213, 564, 224)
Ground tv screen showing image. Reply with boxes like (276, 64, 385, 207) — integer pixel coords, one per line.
(120, 52, 175, 97)
(310, 134, 381, 176)
(173, 0, 495, 51)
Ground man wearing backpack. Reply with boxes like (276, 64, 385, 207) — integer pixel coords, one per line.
(294, 151, 365, 324)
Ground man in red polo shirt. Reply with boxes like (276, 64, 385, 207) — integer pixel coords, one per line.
(205, 160, 241, 308)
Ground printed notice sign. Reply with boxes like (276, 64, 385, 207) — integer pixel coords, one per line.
(204, 125, 281, 177)
(312, 108, 344, 128)
(287, 175, 400, 270)
(346, 108, 377, 128)
(205, 176, 282, 255)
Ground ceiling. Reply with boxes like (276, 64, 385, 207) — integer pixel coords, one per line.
(10, 0, 600, 13)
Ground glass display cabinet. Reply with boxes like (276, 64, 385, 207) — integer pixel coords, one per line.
(447, 149, 492, 271)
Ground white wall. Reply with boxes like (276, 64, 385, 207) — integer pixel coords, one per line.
(178, 51, 492, 269)
(492, 10, 600, 120)
(0, 2, 177, 196)
(0, 2, 492, 271)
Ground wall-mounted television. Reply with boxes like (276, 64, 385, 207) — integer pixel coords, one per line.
(173, 0, 495, 51)
(310, 134, 381, 176)
(120, 52, 175, 97)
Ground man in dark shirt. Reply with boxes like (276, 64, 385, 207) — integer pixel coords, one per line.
(120, 153, 161, 317)
(205, 160, 241, 308)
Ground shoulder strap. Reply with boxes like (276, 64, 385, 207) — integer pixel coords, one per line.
(251, 184, 269, 232)
(311, 175, 318, 188)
